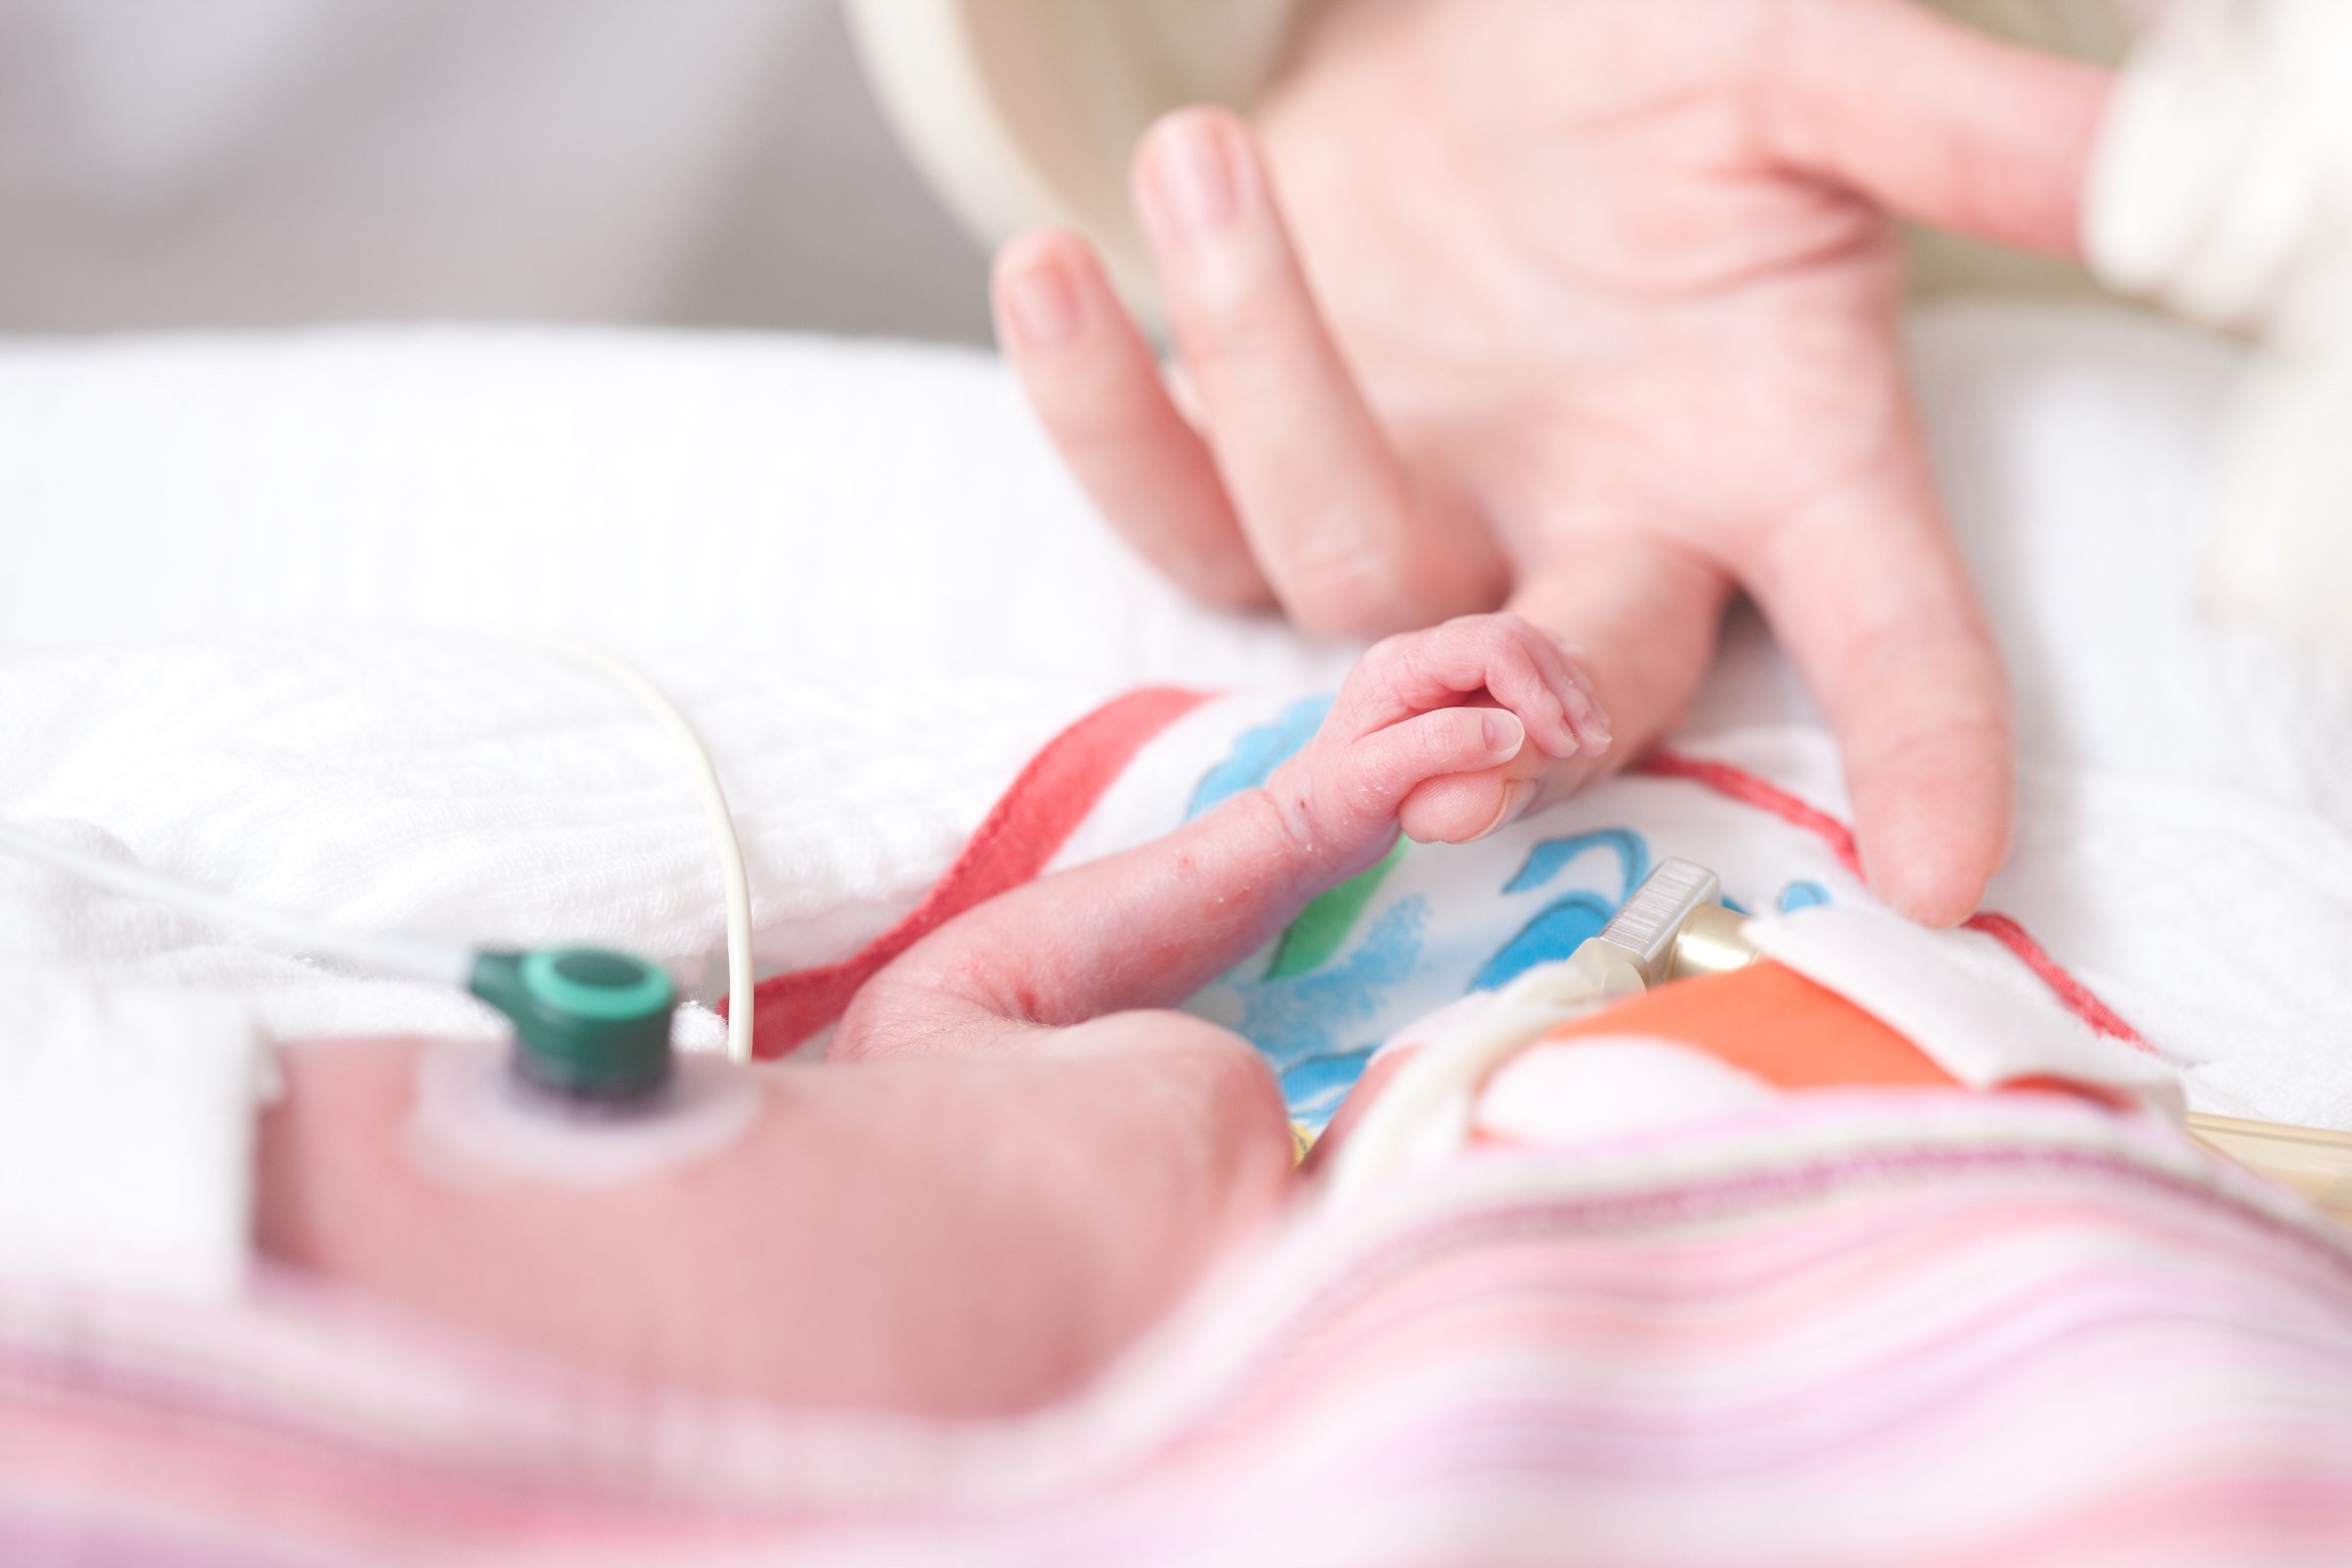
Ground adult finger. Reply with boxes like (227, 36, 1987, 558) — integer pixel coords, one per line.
(992, 229, 1273, 607)
(1392, 527, 1729, 845)
(1507, 527, 1734, 785)
(1131, 107, 1507, 637)
(1743, 387, 2012, 927)
(1373, 526, 1731, 846)
(1769, 0, 2114, 256)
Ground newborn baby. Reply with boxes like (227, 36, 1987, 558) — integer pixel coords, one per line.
(257, 614, 1611, 1416)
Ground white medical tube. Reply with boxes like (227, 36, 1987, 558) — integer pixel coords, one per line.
(546, 644, 758, 1065)
(0, 817, 475, 985)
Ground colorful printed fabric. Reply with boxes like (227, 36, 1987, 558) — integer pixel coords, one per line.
(1177, 698, 1866, 1128)
(744, 689, 2163, 1130)
(7, 1091, 2351, 1564)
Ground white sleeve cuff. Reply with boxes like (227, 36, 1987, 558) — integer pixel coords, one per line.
(845, 0, 1306, 318)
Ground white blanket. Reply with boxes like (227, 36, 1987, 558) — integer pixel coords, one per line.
(1, 304, 2349, 1129)
(0, 327, 1361, 1051)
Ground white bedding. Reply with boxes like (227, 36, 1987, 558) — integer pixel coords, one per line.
(0, 327, 1362, 1050)
(1, 304, 2349, 1125)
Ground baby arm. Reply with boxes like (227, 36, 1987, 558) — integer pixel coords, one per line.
(833, 613, 1607, 1058)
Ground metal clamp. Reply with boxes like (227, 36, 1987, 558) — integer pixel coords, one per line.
(1585, 858, 1759, 990)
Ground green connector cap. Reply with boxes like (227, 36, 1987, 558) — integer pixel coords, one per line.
(469, 946, 676, 1101)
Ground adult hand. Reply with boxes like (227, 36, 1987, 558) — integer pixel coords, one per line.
(989, 0, 2109, 925)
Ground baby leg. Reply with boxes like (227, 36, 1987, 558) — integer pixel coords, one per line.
(257, 1017, 1293, 1415)
(252, 616, 1604, 1416)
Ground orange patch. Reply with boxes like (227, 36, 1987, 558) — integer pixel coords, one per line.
(1535, 962, 1959, 1092)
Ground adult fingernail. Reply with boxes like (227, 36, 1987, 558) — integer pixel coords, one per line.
(1145, 114, 1241, 243)
(1482, 710, 1525, 756)
(1001, 248, 1080, 348)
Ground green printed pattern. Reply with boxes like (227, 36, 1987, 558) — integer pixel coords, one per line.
(1266, 842, 1405, 980)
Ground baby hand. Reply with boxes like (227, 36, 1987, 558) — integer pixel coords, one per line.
(1272, 613, 1609, 865)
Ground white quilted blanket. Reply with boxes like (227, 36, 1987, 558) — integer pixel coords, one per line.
(0, 328, 1360, 1049)
(3, 305, 2350, 1128)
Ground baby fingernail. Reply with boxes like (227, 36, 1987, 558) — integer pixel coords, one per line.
(1001, 249, 1080, 348)
(1482, 710, 1525, 755)
(1563, 690, 1611, 752)
(1471, 780, 1536, 842)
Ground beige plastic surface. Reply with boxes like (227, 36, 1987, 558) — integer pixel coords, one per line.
(2186, 1113, 2352, 1229)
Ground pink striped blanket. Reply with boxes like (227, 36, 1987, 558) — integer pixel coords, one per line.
(7, 1090, 2351, 1564)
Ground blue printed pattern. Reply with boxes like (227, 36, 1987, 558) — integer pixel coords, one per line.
(1778, 879, 1831, 913)
(1179, 707, 1834, 1128)
(1235, 898, 1429, 1124)
(1186, 696, 1333, 819)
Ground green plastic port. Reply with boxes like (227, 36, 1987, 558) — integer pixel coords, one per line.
(469, 946, 676, 1101)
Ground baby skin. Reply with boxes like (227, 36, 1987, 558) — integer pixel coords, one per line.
(256, 615, 1608, 1416)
